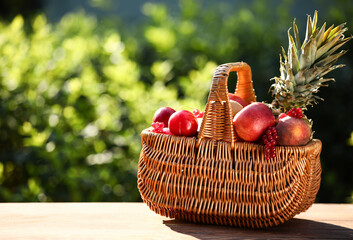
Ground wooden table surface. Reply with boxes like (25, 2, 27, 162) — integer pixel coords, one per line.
(0, 203, 352, 240)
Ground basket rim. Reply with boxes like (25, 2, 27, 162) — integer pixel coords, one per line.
(141, 128, 321, 150)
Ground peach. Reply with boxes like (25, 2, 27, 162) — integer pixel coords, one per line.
(276, 116, 311, 146)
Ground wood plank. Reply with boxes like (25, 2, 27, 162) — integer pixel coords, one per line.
(0, 203, 351, 239)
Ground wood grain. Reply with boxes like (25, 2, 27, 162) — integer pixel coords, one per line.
(0, 203, 351, 239)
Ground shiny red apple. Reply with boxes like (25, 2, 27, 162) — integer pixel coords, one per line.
(168, 110, 198, 137)
(152, 107, 176, 127)
(228, 93, 248, 107)
(233, 102, 275, 142)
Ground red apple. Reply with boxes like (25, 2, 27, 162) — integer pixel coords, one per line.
(152, 107, 176, 127)
(168, 110, 198, 137)
(233, 102, 275, 142)
(276, 116, 311, 146)
(228, 93, 248, 107)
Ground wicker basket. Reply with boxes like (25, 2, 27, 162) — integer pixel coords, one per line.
(137, 62, 322, 228)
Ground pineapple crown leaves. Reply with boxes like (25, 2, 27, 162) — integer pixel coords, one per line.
(271, 11, 352, 112)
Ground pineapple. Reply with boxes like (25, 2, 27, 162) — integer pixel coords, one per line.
(271, 11, 352, 113)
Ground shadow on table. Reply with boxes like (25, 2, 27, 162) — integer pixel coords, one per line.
(163, 218, 353, 239)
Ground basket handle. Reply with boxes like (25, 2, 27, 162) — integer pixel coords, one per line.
(197, 62, 256, 148)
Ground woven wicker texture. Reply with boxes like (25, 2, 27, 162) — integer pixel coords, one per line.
(137, 62, 322, 228)
(198, 62, 256, 148)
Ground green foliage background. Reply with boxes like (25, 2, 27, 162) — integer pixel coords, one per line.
(0, 0, 352, 202)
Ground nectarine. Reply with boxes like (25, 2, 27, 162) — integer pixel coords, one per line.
(276, 116, 311, 146)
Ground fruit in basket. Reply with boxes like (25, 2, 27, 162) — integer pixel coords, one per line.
(228, 93, 248, 107)
(151, 122, 164, 133)
(168, 110, 198, 137)
(233, 102, 275, 142)
(152, 107, 176, 127)
(192, 109, 204, 118)
(229, 100, 243, 117)
(276, 116, 311, 146)
(193, 109, 204, 131)
(287, 108, 303, 119)
(271, 11, 352, 113)
(262, 126, 278, 160)
(280, 107, 304, 120)
(162, 127, 172, 135)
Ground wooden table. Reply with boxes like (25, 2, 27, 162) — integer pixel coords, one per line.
(0, 203, 352, 239)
